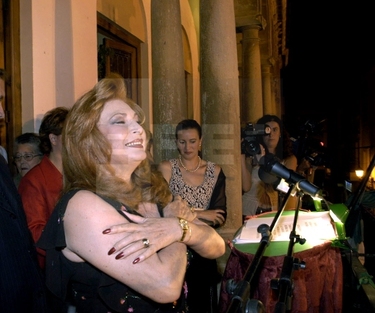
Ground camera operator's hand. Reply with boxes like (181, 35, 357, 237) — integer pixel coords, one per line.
(255, 144, 266, 162)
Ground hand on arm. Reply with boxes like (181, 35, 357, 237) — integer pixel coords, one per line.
(195, 209, 226, 227)
(63, 191, 187, 303)
(162, 195, 197, 221)
(104, 210, 225, 262)
(196, 167, 227, 227)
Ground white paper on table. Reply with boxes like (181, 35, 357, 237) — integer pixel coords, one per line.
(234, 211, 337, 244)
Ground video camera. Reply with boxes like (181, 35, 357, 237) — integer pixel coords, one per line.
(241, 123, 271, 157)
(290, 119, 329, 167)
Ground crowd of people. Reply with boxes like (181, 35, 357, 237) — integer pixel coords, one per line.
(0, 70, 306, 313)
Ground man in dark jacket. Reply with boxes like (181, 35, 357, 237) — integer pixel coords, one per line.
(0, 73, 48, 312)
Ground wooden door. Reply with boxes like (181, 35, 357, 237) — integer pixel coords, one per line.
(104, 38, 138, 103)
(97, 13, 141, 105)
(0, 0, 21, 173)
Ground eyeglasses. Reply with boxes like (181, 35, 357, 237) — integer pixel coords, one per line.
(14, 153, 43, 162)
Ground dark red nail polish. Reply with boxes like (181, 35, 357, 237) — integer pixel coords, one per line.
(115, 252, 124, 260)
(133, 258, 140, 264)
(102, 228, 111, 234)
(108, 247, 116, 255)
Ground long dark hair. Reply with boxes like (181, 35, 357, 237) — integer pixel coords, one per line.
(256, 115, 294, 160)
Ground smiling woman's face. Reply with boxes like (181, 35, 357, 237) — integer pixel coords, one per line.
(97, 99, 147, 167)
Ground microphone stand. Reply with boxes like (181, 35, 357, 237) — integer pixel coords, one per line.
(345, 153, 375, 237)
(271, 184, 306, 313)
(225, 183, 298, 313)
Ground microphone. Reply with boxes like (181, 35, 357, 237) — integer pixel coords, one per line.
(258, 154, 321, 197)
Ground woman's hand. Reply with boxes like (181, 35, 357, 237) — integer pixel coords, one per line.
(163, 195, 196, 221)
(255, 144, 266, 162)
(103, 210, 182, 264)
(195, 209, 226, 227)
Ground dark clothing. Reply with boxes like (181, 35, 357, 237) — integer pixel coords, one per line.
(0, 155, 48, 313)
(169, 161, 227, 313)
(185, 170, 226, 313)
(38, 189, 188, 313)
(185, 250, 222, 313)
(207, 169, 227, 226)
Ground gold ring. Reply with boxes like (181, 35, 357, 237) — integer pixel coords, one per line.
(142, 238, 150, 248)
(190, 207, 195, 213)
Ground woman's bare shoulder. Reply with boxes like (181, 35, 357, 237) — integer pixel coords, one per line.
(66, 190, 124, 219)
(284, 154, 298, 170)
(158, 160, 173, 173)
(158, 159, 172, 167)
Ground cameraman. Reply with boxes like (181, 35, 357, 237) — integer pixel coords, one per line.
(241, 115, 297, 221)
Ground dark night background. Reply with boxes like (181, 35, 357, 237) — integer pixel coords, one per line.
(281, 1, 375, 202)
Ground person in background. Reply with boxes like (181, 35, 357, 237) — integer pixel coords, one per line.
(37, 77, 225, 313)
(0, 72, 48, 312)
(13, 132, 43, 187)
(158, 119, 227, 313)
(241, 114, 297, 221)
(18, 106, 69, 270)
(0, 75, 7, 162)
(0, 144, 7, 162)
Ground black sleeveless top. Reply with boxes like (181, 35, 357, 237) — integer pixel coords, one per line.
(37, 189, 188, 313)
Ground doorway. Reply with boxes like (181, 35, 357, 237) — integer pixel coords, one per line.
(0, 0, 21, 171)
(97, 13, 141, 105)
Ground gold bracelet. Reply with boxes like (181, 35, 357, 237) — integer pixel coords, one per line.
(177, 217, 190, 242)
(186, 226, 192, 242)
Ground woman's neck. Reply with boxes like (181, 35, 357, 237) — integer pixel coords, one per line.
(48, 151, 63, 174)
(111, 163, 137, 183)
(268, 147, 276, 154)
(179, 155, 201, 172)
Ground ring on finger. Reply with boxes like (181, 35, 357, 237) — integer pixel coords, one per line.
(142, 238, 150, 248)
(190, 207, 195, 213)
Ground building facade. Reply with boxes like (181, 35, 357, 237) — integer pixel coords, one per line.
(0, 0, 290, 268)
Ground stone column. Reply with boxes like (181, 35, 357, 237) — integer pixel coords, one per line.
(151, 0, 187, 164)
(241, 25, 263, 124)
(200, 0, 243, 248)
(262, 64, 273, 115)
(273, 62, 282, 117)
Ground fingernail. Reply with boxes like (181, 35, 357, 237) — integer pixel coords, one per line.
(108, 247, 116, 255)
(133, 258, 140, 264)
(102, 229, 111, 234)
(115, 252, 124, 260)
